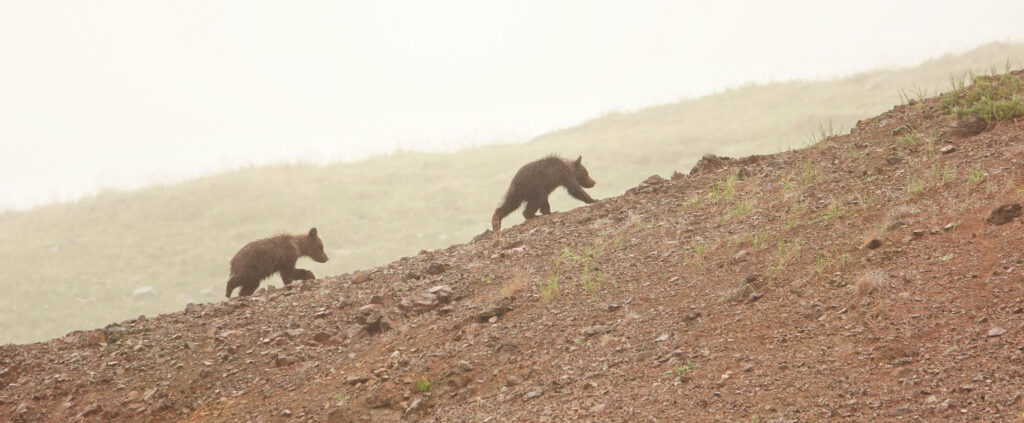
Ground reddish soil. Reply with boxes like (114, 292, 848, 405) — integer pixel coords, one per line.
(4, 88, 1024, 422)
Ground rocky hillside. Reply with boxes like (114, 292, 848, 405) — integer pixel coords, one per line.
(3, 71, 1024, 422)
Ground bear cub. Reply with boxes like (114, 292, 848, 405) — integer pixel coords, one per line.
(492, 155, 597, 233)
(225, 227, 329, 298)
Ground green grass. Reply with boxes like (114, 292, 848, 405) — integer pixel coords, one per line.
(668, 362, 697, 378)
(2, 43, 1024, 344)
(415, 377, 433, 393)
(940, 66, 1024, 122)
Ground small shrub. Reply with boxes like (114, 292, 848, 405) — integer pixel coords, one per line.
(415, 377, 433, 393)
(540, 274, 559, 300)
(967, 168, 988, 185)
(668, 362, 697, 377)
(940, 71, 1024, 122)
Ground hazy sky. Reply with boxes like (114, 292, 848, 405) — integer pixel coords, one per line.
(2, 0, 1024, 210)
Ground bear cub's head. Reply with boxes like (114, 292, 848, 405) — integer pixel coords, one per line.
(301, 227, 330, 263)
(572, 156, 596, 189)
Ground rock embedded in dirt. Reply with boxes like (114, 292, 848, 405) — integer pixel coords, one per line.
(582, 325, 614, 337)
(425, 262, 450, 275)
(986, 204, 1022, 225)
(862, 238, 883, 250)
(987, 327, 1007, 337)
(939, 144, 957, 154)
(477, 299, 513, 322)
(627, 174, 667, 194)
(951, 116, 987, 137)
(524, 388, 545, 400)
(689, 154, 732, 175)
(274, 354, 299, 367)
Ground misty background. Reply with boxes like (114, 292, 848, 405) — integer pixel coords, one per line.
(3, 0, 1024, 210)
(4, 1, 1024, 344)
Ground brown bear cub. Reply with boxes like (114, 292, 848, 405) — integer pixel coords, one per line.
(225, 227, 329, 298)
(492, 155, 597, 234)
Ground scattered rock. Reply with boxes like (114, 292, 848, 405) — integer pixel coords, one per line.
(627, 175, 667, 194)
(732, 250, 749, 263)
(939, 144, 957, 154)
(425, 262, 450, 275)
(582, 325, 614, 337)
(950, 116, 987, 137)
(524, 388, 545, 400)
(103, 323, 126, 344)
(689, 154, 732, 175)
(862, 238, 883, 250)
(405, 398, 424, 415)
(891, 125, 914, 136)
(478, 300, 513, 322)
(987, 327, 1007, 337)
(274, 354, 299, 367)
(986, 204, 1022, 226)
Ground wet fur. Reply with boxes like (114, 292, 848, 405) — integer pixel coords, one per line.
(225, 228, 329, 298)
(492, 155, 597, 232)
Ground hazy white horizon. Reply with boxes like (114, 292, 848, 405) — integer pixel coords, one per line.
(3, 0, 1024, 211)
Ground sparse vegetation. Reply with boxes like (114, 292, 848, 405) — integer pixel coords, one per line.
(540, 273, 560, 300)
(668, 362, 697, 378)
(967, 168, 988, 185)
(905, 176, 926, 197)
(901, 133, 920, 148)
(415, 377, 433, 393)
(3, 45, 1024, 344)
(940, 67, 1024, 122)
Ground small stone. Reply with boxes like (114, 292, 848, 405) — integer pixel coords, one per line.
(427, 285, 453, 302)
(924, 395, 939, 404)
(352, 273, 370, 284)
(940, 145, 957, 154)
(589, 403, 606, 414)
(425, 263, 450, 275)
(274, 355, 299, 367)
(313, 332, 336, 344)
(404, 398, 423, 415)
(987, 327, 1007, 337)
(862, 238, 883, 250)
(478, 300, 512, 322)
(524, 388, 544, 400)
(986, 204, 1022, 226)
(583, 325, 614, 337)
(280, 409, 292, 417)
(733, 250, 749, 263)
(654, 334, 669, 342)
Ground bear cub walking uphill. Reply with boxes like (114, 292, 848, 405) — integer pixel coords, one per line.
(492, 155, 597, 235)
(225, 227, 329, 298)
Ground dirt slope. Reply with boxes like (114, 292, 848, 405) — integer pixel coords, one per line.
(4, 74, 1024, 422)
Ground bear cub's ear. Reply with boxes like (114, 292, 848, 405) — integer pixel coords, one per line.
(575, 156, 583, 165)
(308, 227, 318, 238)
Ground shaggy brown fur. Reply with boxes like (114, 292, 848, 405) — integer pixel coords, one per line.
(492, 155, 597, 233)
(225, 228, 329, 298)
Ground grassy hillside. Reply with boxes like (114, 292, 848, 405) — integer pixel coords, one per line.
(2, 42, 1023, 344)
